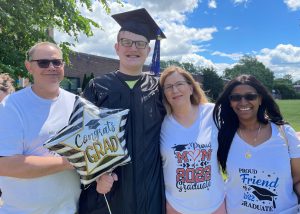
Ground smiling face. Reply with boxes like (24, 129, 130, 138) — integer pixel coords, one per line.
(115, 31, 150, 75)
(25, 44, 64, 98)
(229, 84, 262, 123)
(163, 71, 193, 112)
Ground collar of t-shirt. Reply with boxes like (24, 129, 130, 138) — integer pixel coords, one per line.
(116, 71, 141, 89)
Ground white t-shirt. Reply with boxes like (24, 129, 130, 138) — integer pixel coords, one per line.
(160, 103, 225, 214)
(226, 123, 300, 214)
(0, 87, 81, 214)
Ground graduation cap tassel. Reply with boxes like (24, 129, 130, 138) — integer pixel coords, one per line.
(150, 33, 161, 76)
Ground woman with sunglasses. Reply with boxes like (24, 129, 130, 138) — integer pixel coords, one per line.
(213, 74, 300, 213)
(160, 66, 226, 214)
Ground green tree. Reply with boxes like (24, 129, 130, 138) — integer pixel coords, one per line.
(181, 62, 200, 74)
(274, 76, 297, 99)
(224, 55, 274, 90)
(160, 60, 201, 74)
(282, 74, 293, 84)
(81, 73, 88, 90)
(0, 0, 118, 79)
(90, 72, 95, 80)
(201, 67, 224, 101)
(160, 60, 182, 71)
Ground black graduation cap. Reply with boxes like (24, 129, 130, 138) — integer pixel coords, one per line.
(250, 185, 277, 208)
(112, 8, 166, 75)
(85, 119, 100, 129)
(172, 144, 188, 152)
(112, 8, 166, 41)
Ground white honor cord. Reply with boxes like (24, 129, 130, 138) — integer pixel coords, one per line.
(103, 171, 114, 214)
(104, 194, 112, 214)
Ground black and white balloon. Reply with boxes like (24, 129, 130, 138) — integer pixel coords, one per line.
(44, 96, 130, 186)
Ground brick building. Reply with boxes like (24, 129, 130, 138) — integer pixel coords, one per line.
(62, 52, 150, 93)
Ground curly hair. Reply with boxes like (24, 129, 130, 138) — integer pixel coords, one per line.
(0, 73, 15, 94)
(159, 66, 208, 114)
(213, 74, 284, 173)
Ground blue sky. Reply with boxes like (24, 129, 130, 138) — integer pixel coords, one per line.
(56, 0, 300, 80)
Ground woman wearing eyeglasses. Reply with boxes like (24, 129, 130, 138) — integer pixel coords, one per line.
(213, 74, 300, 213)
(159, 66, 226, 214)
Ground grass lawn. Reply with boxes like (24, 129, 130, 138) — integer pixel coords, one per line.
(276, 99, 300, 131)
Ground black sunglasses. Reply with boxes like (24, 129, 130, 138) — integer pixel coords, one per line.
(30, 59, 64, 68)
(229, 93, 259, 102)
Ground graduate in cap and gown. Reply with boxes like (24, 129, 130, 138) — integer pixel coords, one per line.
(79, 8, 167, 214)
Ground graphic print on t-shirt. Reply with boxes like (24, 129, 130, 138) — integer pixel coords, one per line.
(239, 168, 279, 212)
(172, 142, 212, 192)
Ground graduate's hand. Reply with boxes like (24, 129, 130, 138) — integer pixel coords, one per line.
(96, 172, 118, 194)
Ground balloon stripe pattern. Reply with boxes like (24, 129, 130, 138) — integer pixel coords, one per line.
(44, 96, 131, 186)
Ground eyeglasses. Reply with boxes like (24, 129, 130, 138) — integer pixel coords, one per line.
(229, 93, 259, 102)
(30, 59, 64, 68)
(119, 38, 148, 49)
(163, 81, 189, 92)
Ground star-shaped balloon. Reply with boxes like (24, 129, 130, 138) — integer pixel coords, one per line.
(44, 96, 130, 186)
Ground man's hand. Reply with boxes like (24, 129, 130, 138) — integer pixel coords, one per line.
(0, 155, 75, 178)
(96, 172, 118, 194)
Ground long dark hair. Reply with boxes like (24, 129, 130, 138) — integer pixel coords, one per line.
(213, 74, 285, 173)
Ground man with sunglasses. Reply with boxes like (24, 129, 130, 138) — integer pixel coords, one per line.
(0, 42, 81, 213)
(79, 8, 166, 214)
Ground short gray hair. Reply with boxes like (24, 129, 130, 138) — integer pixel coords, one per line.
(27, 42, 62, 61)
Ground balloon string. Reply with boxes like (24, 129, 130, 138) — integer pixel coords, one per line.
(104, 194, 112, 214)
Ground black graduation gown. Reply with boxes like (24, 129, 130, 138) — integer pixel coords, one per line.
(79, 71, 166, 214)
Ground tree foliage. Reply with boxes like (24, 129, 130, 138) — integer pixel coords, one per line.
(160, 60, 201, 74)
(81, 72, 95, 91)
(0, 0, 117, 79)
(224, 55, 274, 90)
(201, 67, 224, 101)
(274, 76, 298, 99)
(81, 73, 88, 90)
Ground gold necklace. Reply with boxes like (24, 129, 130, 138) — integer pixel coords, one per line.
(239, 124, 262, 159)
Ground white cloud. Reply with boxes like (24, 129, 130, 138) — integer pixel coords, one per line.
(284, 0, 300, 11)
(210, 44, 300, 80)
(182, 54, 215, 67)
(55, 1, 218, 64)
(214, 62, 235, 76)
(224, 26, 239, 31)
(54, 1, 300, 82)
(224, 26, 233, 31)
(212, 51, 244, 61)
(208, 0, 217, 9)
(232, 0, 251, 7)
(128, 0, 199, 13)
(55, 3, 139, 60)
(257, 44, 300, 80)
(232, 0, 249, 4)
